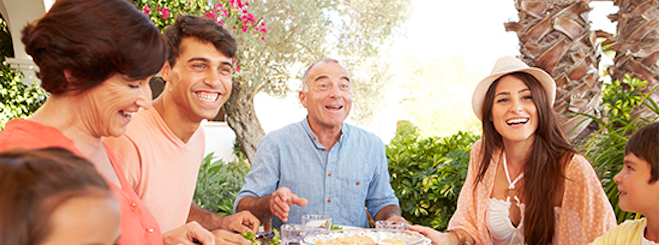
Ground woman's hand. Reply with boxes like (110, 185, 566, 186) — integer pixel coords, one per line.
(163, 221, 215, 245)
(409, 225, 459, 245)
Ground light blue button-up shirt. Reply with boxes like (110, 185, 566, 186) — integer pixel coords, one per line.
(234, 117, 399, 229)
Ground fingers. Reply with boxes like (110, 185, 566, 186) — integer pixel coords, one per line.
(211, 229, 251, 245)
(185, 222, 215, 245)
(385, 215, 408, 224)
(269, 187, 308, 223)
(237, 211, 261, 233)
(162, 221, 215, 245)
(270, 194, 291, 222)
(292, 196, 309, 207)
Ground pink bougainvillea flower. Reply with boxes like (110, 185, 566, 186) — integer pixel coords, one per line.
(156, 6, 161, 11)
(162, 8, 170, 20)
(218, 21, 224, 25)
(261, 22, 265, 27)
(233, 26, 237, 29)
(204, 11, 217, 20)
(143, 5, 151, 15)
(261, 36, 265, 41)
(236, 65, 241, 72)
(261, 28, 268, 34)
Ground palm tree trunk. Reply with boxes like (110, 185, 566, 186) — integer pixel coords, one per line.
(505, 0, 604, 138)
(604, 0, 659, 119)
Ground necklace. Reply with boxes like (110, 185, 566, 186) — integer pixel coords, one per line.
(503, 152, 524, 203)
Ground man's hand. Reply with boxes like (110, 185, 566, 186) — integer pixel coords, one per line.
(269, 187, 308, 223)
(162, 221, 215, 245)
(217, 210, 261, 234)
(211, 229, 251, 245)
(385, 214, 408, 224)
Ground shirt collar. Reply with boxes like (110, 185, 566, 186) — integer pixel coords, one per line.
(301, 116, 347, 149)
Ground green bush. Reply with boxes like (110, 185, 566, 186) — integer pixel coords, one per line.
(386, 122, 479, 231)
(194, 152, 250, 216)
(577, 75, 658, 223)
(0, 61, 48, 130)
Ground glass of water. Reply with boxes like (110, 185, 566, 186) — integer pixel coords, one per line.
(280, 223, 305, 245)
(375, 220, 407, 232)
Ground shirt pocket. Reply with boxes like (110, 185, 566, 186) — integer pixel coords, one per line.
(335, 175, 371, 225)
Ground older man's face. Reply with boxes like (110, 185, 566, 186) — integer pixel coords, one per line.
(299, 61, 352, 131)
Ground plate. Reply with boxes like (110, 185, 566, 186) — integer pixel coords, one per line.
(300, 229, 430, 245)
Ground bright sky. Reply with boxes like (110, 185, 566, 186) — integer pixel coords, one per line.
(254, 0, 619, 143)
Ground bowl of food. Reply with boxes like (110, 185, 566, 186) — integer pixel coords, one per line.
(300, 229, 428, 245)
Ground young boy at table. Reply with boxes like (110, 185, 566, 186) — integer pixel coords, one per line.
(589, 121, 659, 245)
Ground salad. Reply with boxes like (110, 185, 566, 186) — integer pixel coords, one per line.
(242, 229, 281, 245)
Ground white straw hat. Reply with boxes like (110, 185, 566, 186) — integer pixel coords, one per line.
(471, 56, 556, 121)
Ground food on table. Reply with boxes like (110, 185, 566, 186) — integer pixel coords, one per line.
(242, 229, 281, 245)
(314, 234, 406, 245)
(380, 238, 406, 245)
(315, 235, 375, 245)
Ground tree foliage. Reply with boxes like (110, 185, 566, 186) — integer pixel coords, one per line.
(0, 15, 47, 129)
(0, 61, 48, 130)
(577, 76, 658, 223)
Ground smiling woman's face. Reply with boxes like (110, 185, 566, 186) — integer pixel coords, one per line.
(490, 74, 538, 145)
(40, 194, 120, 245)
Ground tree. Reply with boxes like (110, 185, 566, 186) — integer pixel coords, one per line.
(135, 0, 412, 161)
(227, 0, 411, 161)
(599, 0, 659, 120)
(504, 0, 604, 138)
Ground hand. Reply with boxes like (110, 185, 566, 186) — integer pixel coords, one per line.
(269, 187, 308, 223)
(218, 210, 261, 234)
(385, 214, 408, 224)
(163, 221, 215, 245)
(408, 225, 455, 245)
(211, 229, 251, 245)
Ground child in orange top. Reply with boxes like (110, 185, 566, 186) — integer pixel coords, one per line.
(590, 122, 659, 245)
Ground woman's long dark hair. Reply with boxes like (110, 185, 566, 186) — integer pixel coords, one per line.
(474, 72, 577, 244)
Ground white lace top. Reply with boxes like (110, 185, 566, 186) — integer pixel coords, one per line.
(485, 152, 560, 245)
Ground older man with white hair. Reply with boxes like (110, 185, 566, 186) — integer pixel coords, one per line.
(234, 58, 405, 230)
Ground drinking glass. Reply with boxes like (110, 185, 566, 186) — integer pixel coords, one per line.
(280, 223, 305, 245)
(375, 220, 407, 232)
(301, 214, 332, 229)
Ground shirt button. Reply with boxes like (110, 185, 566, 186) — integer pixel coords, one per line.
(313, 136, 316, 140)
(131, 203, 137, 207)
(328, 173, 331, 177)
(148, 228, 154, 233)
(356, 181, 360, 185)
(327, 199, 331, 203)
(321, 149, 325, 151)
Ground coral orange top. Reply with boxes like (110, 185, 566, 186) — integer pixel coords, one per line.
(448, 139, 616, 245)
(0, 119, 164, 245)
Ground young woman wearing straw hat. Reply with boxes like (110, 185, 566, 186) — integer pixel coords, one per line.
(411, 56, 616, 245)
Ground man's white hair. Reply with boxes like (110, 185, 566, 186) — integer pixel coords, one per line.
(301, 58, 342, 93)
